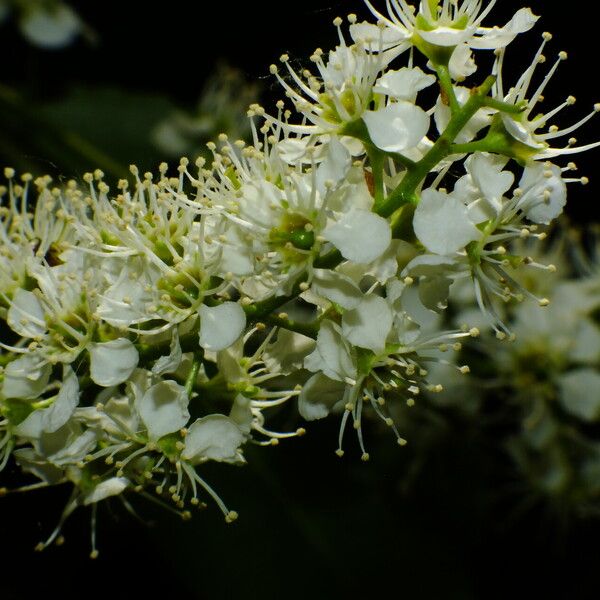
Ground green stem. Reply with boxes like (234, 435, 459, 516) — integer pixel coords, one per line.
(482, 97, 527, 114)
(185, 353, 202, 398)
(450, 141, 494, 154)
(436, 64, 460, 114)
(366, 144, 385, 206)
(264, 315, 318, 339)
(375, 75, 497, 218)
(243, 272, 308, 323)
(313, 248, 342, 269)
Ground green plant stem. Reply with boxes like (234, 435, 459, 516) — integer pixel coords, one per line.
(185, 353, 202, 398)
(375, 75, 497, 218)
(264, 315, 318, 339)
(366, 144, 386, 206)
(436, 64, 460, 114)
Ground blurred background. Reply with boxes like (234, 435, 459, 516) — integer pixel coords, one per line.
(1, 1, 599, 598)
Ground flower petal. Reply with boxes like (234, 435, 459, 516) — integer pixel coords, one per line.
(7, 289, 46, 339)
(470, 8, 538, 49)
(199, 302, 246, 352)
(83, 477, 129, 505)
(373, 67, 435, 102)
(466, 153, 513, 213)
(310, 269, 363, 310)
(413, 189, 481, 255)
(342, 295, 393, 354)
(182, 415, 245, 464)
(15, 365, 79, 438)
(323, 209, 391, 264)
(2, 354, 51, 400)
(152, 328, 183, 376)
(298, 373, 347, 420)
(137, 380, 190, 442)
(363, 101, 429, 153)
(89, 338, 139, 387)
(558, 369, 600, 421)
(304, 320, 357, 383)
(518, 162, 566, 224)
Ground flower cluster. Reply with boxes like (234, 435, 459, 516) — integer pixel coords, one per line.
(1, 0, 598, 554)
(422, 227, 600, 512)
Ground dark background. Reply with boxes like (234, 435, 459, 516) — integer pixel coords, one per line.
(1, 1, 599, 598)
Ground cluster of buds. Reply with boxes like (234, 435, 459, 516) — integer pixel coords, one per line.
(0, 0, 598, 555)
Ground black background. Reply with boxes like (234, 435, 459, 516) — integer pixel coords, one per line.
(1, 1, 600, 599)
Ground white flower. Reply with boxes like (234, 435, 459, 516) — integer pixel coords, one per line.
(493, 35, 600, 160)
(361, 0, 537, 69)
(268, 20, 390, 135)
(516, 162, 566, 225)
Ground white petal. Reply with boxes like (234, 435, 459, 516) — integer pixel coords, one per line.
(263, 329, 316, 375)
(310, 269, 363, 310)
(2, 354, 51, 400)
(96, 259, 159, 326)
(349, 21, 408, 48)
(15, 365, 79, 438)
(304, 320, 357, 383)
(413, 189, 481, 255)
(316, 137, 351, 195)
(517, 162, 566, 224)
(43, 428, 98, 466)
(571, 321, 600, 364)
(83, 477, 129, 505)
(7, 289, 46, 339)
(417, 26, 474, 47)
(400, 284, 440, 328)
(298, 373, 347, 420)
(467, 153, 514, 213)
(448, 44, 476, 82)
(19, 4, 80, 48)
(323, 209, 391, 264)
(199, 302, 246, 351)
(373, 67, 435, 101)
(182, 415, 245, 464)
(13, 448, 64, 485)
(137, 380, 190, 442)
(229, 394, 253, 434)
(89, 338, 139, 387)
(364, 102, 430, 153)
(342, 295, 393, 354)
(471, 9, 539, 49)
(152, 329, 182, 376)
(558, 369, 600, 422)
